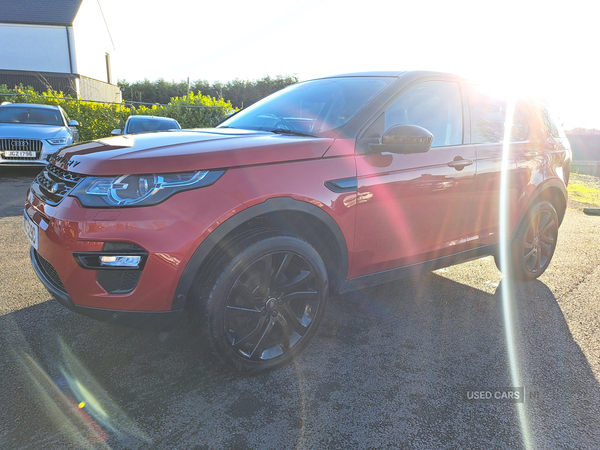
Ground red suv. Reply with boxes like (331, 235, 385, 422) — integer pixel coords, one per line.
(25, 71, 571, 372)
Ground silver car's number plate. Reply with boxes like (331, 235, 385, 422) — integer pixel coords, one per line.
(23, 212, 39, 250)
(5, 150, 36, 157)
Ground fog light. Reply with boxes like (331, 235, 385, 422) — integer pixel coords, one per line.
(99, 255, 141, 268)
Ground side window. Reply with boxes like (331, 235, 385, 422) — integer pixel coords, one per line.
(510, 105, 529, 142)
(538, 102, 566, 139)
(60, 107, 71, 125)
(383, 81, 463, 148)
(467, 84, 529, 143)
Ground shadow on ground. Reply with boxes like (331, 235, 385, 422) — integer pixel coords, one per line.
(1, 273, 599, 449)
(0, 166, 41, 218)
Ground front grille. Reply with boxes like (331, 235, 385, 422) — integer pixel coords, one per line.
(0, 138, 43, 160)
(32, 164, 85, 206)
(35, 250, 67, 294)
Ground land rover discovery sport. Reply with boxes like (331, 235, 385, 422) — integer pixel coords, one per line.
(25, 71, 571, 372)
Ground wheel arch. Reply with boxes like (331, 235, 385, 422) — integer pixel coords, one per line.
(512, 178, 567, 240)
(172, 197, 349, 310)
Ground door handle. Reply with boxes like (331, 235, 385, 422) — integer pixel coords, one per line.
(447, 159, 473, 169)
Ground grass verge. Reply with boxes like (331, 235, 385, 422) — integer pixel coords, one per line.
(568, 173, 600, 209)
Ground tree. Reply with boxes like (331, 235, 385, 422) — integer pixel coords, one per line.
(118, 75, 298, 108)
(565, 127, 600, 135)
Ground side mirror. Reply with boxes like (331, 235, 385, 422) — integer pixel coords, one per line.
(111, 129, 122, 136)
(369, 124, 433, 154)
(69, 120, 79, 127)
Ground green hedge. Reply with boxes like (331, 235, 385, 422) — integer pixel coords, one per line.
(0, 85, 233, 142)
(132, 91, 232, 131)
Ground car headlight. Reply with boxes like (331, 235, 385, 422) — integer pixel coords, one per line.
(70, 169, 226, 207)
(46, 137, 70, 145)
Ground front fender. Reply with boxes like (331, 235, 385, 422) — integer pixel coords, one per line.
(171, 197, 349, 310)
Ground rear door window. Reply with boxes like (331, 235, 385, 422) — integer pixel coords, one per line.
(467, 84, 529, 143)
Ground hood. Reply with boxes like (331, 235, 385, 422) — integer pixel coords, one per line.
(0, 124, 68, 138)
(50, 128, 334, 175)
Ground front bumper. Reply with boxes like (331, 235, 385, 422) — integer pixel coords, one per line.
(31, 247, 185, 330)
(0, 141, 67, 166)
(24, 179, 244, 327)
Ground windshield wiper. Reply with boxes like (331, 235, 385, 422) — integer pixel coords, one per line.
(269, 129, 315, 137)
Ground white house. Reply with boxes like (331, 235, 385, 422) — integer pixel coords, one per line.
(0, 0, 121, 103)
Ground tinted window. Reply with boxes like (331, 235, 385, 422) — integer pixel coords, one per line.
(0, 107, 63, 126)
(219, 77, 392, 135)
(127, 118, 179, 133)
(537, 102, 566, 138)
(60, 107, 71, 124)
(384, 81, 463, 147)
(511, 106, 529, 142)
(467, 85, 529, 143)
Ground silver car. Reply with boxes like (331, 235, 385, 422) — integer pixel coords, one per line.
(0, 103, 79, 166)
(111, 115, 181, 135)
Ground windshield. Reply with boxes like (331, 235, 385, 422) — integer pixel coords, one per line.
(218, 77, 392, 135)
(127, 118, 180, 133)
(0, 106, 64, 126)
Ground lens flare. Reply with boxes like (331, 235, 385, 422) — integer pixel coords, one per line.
(498, 97, 533, 449)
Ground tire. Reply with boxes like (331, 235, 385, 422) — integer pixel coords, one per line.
(191, 233, 328, 373)
(495, 201, 559, 280)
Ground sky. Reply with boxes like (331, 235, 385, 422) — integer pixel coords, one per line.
(74, 0, 599, 129)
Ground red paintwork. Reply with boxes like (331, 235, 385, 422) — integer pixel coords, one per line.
(322, 138, 356, 157)
(214, 155, 358, 272)
(352, 144, 476, 277)
(53, 129, 333, 175)
(26, 74, 571, 316)
(28, 185, 245, 311)
(26, 134, 356, 312)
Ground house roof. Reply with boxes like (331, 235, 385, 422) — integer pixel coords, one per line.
(0, 0, 83, 26)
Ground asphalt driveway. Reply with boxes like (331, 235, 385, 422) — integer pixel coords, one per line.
(1, 167, 599, 449)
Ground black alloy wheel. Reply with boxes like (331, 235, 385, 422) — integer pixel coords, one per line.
(496, 201, 559, 280)
(522, 205, 558, 275)
(198, 234, 328, 373)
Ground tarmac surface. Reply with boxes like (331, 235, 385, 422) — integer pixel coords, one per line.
(1, 166, 600, 449)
